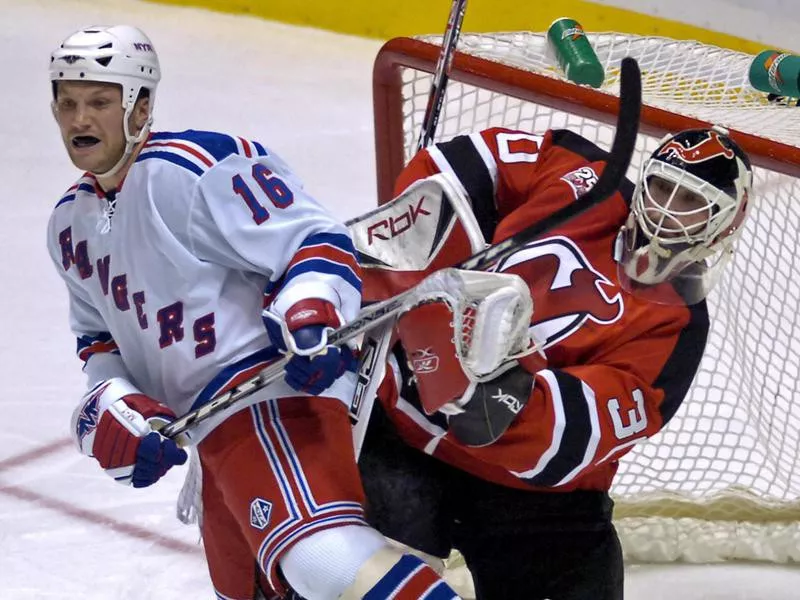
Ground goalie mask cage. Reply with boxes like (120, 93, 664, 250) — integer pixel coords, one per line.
(373, 32, 800, 564)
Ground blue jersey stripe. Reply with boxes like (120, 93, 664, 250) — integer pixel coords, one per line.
(425, 581, 459, 599)
(137, 151, 205, 176)
(363, 554, 423, 600)
(76, 332, 115, 352)
(285, 258, 362, 293)
(55, 194, 76, 208)
(300, 231, 357, 255)
(55, 181, 97, 208)
(191, 346, 281, 411)
(149, 130, 239, 162)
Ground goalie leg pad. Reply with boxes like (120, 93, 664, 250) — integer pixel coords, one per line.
(349, 173, 488, 304)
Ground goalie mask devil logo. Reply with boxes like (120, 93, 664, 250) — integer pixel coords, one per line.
(657, 130, 735, 164)
(497, 236, 624, 348)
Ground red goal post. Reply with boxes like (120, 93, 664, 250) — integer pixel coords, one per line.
(372, 32, 800, 564)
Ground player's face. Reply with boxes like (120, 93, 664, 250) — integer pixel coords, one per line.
(644, 176, 709, 239)
(53, 81, 130, 174)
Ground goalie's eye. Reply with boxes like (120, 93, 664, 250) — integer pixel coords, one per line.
(649, 176, 675, 197)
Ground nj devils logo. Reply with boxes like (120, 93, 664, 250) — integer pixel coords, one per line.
(658, 131, 734, 164)
(498, 236, 624, 348)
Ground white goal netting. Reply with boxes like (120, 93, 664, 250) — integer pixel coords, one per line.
(373, 31, 800, 565)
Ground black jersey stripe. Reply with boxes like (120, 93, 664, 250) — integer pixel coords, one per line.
(526, 369, 596, 487)
(550, 129, 636, 204)
(655, 300, 710, 424)
(435, 135, 498, 241)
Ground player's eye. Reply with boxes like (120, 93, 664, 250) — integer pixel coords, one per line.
(90, 98, 112, 109)
(56, 98, 75, 111)
(649, 177, 675, 196)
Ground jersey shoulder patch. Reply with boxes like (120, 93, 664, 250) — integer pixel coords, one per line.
(549, 129, 636, 202)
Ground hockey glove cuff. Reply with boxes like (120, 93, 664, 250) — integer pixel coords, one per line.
(71, 378, 188, 487)
(263, 299, 356, 395)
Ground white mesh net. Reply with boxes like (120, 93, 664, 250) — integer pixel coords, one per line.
(375, 31, 800, 564)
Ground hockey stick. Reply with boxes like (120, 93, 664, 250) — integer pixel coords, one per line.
(416, 0, 468, 151)
(160, 57, 641, 441)
(353, 0, 468, 456)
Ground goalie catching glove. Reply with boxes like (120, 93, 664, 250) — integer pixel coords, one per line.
(396, 269, 541, 446)
(263, 298, 357, 395)
(71, 378, 188, 487)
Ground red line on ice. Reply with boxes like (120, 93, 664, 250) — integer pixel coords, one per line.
(0, 438, 202, 555)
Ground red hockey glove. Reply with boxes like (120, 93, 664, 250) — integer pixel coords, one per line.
(263, 299, 356, 395)
(71, 378, 188, 487)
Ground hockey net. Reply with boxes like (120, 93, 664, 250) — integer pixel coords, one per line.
(373, 32, 800, 565)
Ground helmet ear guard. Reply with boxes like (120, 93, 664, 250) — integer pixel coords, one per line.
(50, 25, 161, 178)
(617, 126, 753, 305)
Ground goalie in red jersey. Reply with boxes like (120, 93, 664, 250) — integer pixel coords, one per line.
(357, 125, 753, 599)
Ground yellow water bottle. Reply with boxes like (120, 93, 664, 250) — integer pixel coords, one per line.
(547, 17, 605, 88)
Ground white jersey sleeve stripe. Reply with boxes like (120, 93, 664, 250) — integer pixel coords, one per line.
(554, 380, 602, 486)
(510, 369, 566, 480)
(142, 140, 215, 165)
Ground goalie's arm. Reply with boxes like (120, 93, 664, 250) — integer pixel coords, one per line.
(448, 308, 709, 489)
(395, 127, 526, 243)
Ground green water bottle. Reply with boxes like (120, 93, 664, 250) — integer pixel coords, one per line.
(749, 50, 800, 98)
(547, 17, 605, 88)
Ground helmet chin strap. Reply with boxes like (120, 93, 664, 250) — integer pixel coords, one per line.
(90, 110, 152, 180)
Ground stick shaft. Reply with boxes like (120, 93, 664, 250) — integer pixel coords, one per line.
(416, 0, 468, 151)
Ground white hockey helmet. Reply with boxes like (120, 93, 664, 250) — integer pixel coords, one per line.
(50, 25, 161, 177)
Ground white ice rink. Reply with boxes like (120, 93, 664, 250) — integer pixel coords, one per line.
(1, 0, 798, 598)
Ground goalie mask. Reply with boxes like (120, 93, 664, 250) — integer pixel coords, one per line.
(50, 25, 161, 177)
(617, 126, 753, 305)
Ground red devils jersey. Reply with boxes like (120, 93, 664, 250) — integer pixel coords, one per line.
(378, 127, 709, 492)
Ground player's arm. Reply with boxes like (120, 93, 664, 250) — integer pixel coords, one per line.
(396, 126, 554, 242)
(47, 216, 131, 386)
(450, 305, 709, 488)
(390, 252, 708, 488)
(47, 218, 186, 487)
(189, 154, 362, 393)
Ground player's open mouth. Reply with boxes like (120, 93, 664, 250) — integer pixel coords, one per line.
(72, 135, 101, 148)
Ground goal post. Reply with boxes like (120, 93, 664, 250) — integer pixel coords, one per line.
(372, 31, 800, 564)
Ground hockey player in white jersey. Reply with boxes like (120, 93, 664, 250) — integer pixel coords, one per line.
(46, 25, 460, 600)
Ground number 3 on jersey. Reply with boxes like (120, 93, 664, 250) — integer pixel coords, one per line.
(232, 163, 294, 224)
(608, 389, 648, 439)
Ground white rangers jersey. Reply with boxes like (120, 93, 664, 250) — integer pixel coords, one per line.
(47, 130, 362, 441)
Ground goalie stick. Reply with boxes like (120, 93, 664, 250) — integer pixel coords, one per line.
(159, 57, 642, 442)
